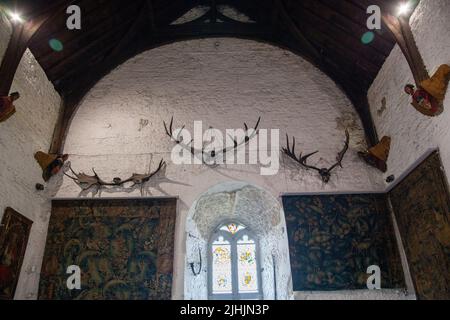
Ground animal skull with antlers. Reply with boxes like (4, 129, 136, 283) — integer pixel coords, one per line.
(163, 116, 261, 165)
(64, 159, 166, 190)
(282, 130, 350, 183)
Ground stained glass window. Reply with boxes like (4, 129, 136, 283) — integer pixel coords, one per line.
(211, 236, 232, 294)
(237, 235, 258, 293)
(209, 222, 261, 300)
(219, 223, 246, 235)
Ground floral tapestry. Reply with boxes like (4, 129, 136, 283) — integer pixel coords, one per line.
(283, 194, 404, 291)
(0, 208, 33, 300)
(389, 151, 450, 300)
(38, 198, 176, 300)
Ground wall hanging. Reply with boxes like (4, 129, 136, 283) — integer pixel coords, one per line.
(283, 194, 405, 291)
(358, 136, 391, 173)
(163, 116, 261, 165)
(0, 92, 19, 123)
(39, 198, 176, 300)
(389, 151, 450, 299)
(0, 207, 33, 300)
(34, 151, 69, 182)
(282, 130, 349, 183)
(64, 159, 165, 192)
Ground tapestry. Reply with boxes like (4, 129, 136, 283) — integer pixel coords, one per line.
(283, 194, 404, 291)
(0, 207, 33, 300)
(38, 198, 176, 300)
(389, 151, 450, 300)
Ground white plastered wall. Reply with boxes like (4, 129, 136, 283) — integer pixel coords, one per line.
(0, 12, 62, 299)
(57, 37, 388, 299)
(368, 0, 450, 185)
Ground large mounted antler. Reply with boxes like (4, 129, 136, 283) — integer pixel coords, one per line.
(282, 130, 350, 183)
(64, 159, 165, 190)
(164, 116, 261, 164)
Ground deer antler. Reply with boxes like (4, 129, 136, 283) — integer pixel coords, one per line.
(328, 130, 350, 171)
(164, 116, 261, 164)
(64, 165, 107, 190)
(120, 159, 166, 186)
(64, 159, 166, 190)
(282, 129, 350, 183)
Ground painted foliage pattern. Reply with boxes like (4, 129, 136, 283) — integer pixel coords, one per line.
(283, 194, 404, 291)
(389, 152, 450, 300)
(38, 199, 176, 300)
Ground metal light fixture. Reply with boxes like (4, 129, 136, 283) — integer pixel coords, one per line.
(8, 11, 24, 23)
(397, 1, 411, 17)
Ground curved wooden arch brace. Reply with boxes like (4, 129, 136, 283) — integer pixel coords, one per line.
(48, 0, 380, 153)
(0, 1, 76, 96)
(382, 13, 429, 86)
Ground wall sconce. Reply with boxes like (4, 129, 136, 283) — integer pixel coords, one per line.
(397, 2, 412, 17)
(7, 11, 24, 24)
(189, 248, 202, 276)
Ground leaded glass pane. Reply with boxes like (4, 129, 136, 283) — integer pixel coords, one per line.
(237, 235, 258, 293)
(212, 236, 232, 294)
(219, 223, 245, 235)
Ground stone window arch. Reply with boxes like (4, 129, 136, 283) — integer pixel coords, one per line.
(208, 221, 263, 300)
(185, 182, 293, 300)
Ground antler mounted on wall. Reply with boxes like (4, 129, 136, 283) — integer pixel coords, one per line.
(282, 130, 350, 183)
(64, 159, 165, 191)
(164, 116, 261, 165)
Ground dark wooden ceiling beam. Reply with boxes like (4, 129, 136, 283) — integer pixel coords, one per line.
(382, 14, 429, 86)
(153, 23, 273, 39)
(35, 2, 142, 70)
(301, 0, 395, 56)
(26, 0, 390, 150)
(106, 1, 150, 60)
(275, 0, 322, 64)
(317, 0, 395, 45)
(30, 0, 137, 59)
(288, 1, 388, 68)
(0, 0, 74, 95)
(146, 0, 156, 30)
(48, 22, 133, 83)
(152, 0, 201, 26)
(222, 0, 272, 24)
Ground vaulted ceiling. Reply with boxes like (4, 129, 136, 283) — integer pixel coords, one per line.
(3, 0, 406, 144)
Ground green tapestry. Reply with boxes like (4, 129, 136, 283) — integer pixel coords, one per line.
(38, 198, 176, 300)
(389, 151, 450, 300)
(283, 194, 404, 291)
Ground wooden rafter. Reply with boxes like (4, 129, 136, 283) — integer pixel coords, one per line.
(14, 0, 401, 151)
(382, 14, 429, 86)
(146, 0, 156, 31)
(276, 0, 322, 63)
(0, 1, 74, 95)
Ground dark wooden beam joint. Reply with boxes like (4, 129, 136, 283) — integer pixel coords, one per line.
(382, 13, 429, 86)
(0, 1, 73, 96)
(275, 0, 322, 64)
(146, 0, 156, 31)
(0, 24, 28, 96)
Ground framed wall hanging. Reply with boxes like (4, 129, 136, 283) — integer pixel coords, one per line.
(0, 207, 33, 300)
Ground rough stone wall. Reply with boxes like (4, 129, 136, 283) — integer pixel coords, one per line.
(58, 38, 386, 299)
(185, 182, 291, 300)
(368, 0, 450, 185)
(0, 13, 62, 299)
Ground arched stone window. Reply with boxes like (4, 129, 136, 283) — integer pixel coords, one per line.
(208, 221, 262, 300)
